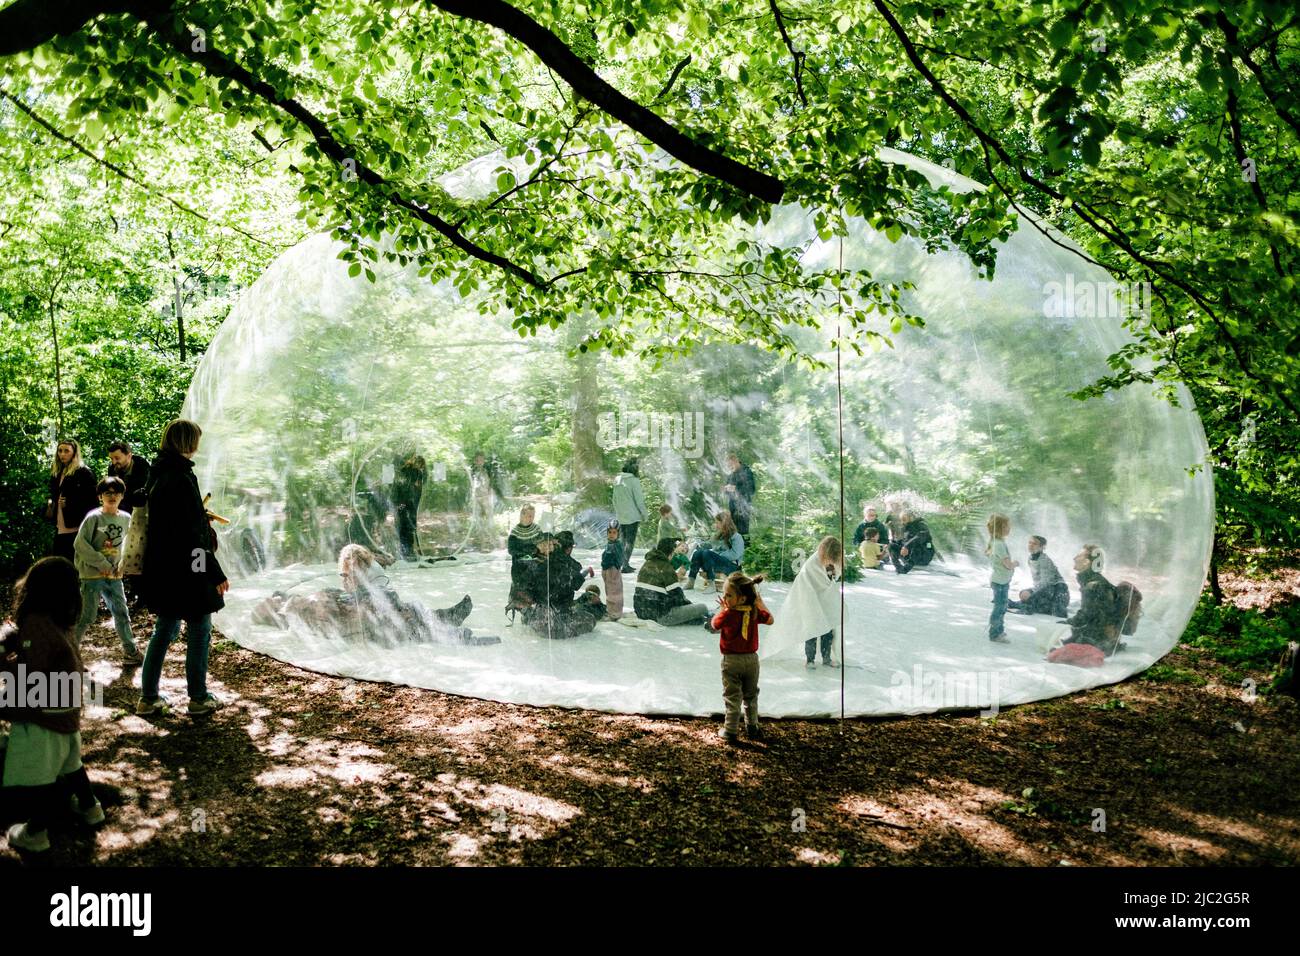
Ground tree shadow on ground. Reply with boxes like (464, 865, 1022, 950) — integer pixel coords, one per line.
(2, 607, 1298, 866)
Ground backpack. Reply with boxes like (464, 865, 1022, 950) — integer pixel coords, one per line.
(1113, 581, 1144, 636)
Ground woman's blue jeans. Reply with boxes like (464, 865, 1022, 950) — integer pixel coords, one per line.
(141, 613, 212, 702)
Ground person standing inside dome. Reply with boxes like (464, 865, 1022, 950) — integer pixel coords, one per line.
(390, 453, 427, 561)
(722, 452, 756, 538)
(137, 419, 228, 718)
(1008, 535, 1070, 617)
(46, 440, 97, 562)
(985, 514, 1018, 644)
(468, 451, 505, 552)
(761, 536, 843, 668)
(611, 458, 647, 572)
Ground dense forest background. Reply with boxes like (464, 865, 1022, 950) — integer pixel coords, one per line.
(1, 0, 1296, 615)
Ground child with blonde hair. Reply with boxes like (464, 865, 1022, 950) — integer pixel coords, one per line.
(762, 536, 844, 668)
(986, 513, 1018, 644)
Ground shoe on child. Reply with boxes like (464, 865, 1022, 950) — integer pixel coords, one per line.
(6, 822, 50, 853)
(70, 794, 106, 826)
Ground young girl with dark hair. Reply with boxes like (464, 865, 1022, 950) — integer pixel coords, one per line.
(1, 557, 104, 853)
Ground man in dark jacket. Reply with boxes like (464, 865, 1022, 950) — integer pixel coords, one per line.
(889, 512, 935, 574)
(723, 453, 756, 537)
(634, 539, 710, 625)
(106, 441, 151, 514)
(107, 440, 152, 607)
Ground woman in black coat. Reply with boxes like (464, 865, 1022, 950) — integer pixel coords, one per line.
(137, 420, 228, 717)
(46, 439, 98, 561)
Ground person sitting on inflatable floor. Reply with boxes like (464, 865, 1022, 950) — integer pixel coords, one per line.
(253, 544, 497, 646)
(1008, 534, 1070, 617)
(1046, 544, 1142, 667)
(889, 511, 936, 574)
(634, 539, 711, 626)
(518, 532, 597, 639)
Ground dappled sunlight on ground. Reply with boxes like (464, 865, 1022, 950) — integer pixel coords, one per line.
(3, 601, 1293, 867)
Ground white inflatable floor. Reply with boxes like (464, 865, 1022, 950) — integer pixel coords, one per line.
(213, 548, 1170, 712)
(217, 548, 1175, 717)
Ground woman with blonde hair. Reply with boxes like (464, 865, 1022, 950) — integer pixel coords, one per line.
(985, 513, 1018, 644)
(46, 439, 98, 561)
(686, 511, 745, 592)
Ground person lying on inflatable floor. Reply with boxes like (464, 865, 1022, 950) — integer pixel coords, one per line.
(1045, 544, 1142, 668)
(253, 544, 499, 646)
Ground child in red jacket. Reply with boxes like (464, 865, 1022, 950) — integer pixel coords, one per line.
(710, 571, 772, 743)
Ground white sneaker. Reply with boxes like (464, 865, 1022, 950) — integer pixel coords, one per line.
(695, 576, 712, 591)
(7, 822, 50, 852)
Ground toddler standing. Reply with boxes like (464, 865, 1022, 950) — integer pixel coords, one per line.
(986, 513, 1018, 644)
(710, 571, 772, 743)
(601, 520, 625, 621)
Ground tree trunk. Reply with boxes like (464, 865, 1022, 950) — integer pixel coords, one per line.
(174, 271, 186, 362)
(167, 229, 187, 362)
(567, 318, 605, 508)
(1209, 535, 1224, 604)
(49, 296, 64, 434)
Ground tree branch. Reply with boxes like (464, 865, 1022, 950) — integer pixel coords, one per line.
(0, 0, 139, 56)
(1223, 84, 1285, 277)
(769, 0, 808, 108)
(1217, 11, 1300, 140)
(653, 55, 692, 104)
(427, 0, 785, 204)
(136, 6, 546, 287)
(1, 89, 280, 248)
(869, 0, 1298, 415)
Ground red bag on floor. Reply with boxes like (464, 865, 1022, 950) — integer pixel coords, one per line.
(1047, 643, 1106, 668)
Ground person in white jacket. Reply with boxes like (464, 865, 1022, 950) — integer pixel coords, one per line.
(761, 536, 844, 669)
(610, 458, 648, 572)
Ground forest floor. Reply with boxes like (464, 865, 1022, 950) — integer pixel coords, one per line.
(1, 568, 1297, 867)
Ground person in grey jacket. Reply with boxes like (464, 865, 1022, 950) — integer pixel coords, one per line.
(611, 458, 648, 572)
(1009, 534, 1070, 617)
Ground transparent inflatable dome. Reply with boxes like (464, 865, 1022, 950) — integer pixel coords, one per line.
(184, 147, 1213, 717)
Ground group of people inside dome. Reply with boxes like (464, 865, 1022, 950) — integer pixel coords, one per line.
(3, 421, 1159, 856)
